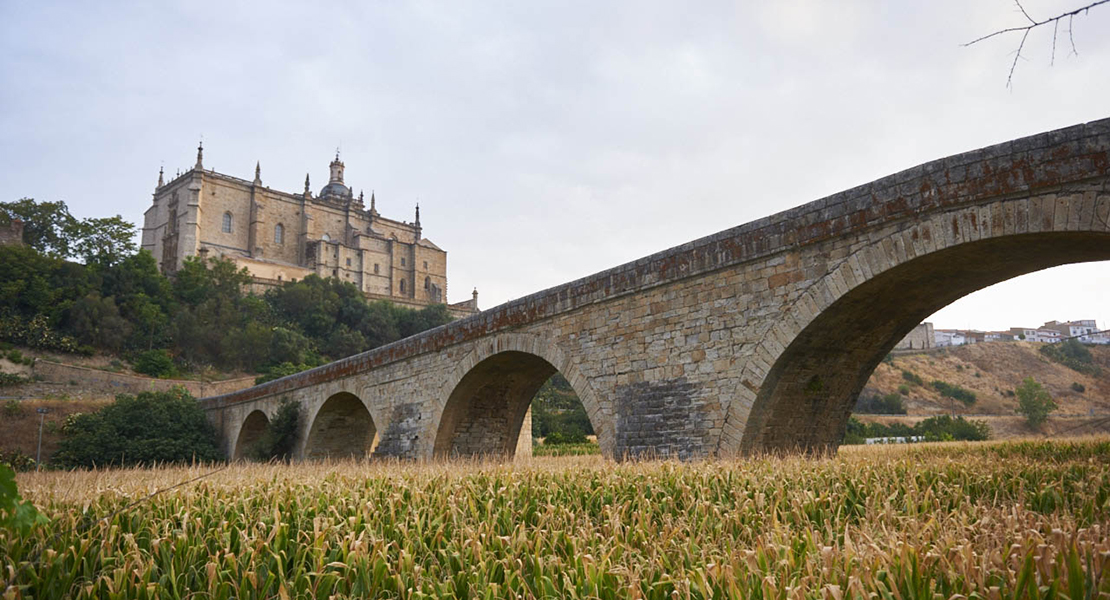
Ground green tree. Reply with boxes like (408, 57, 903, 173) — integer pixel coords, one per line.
(131, 349, 176, 378)
(1015, 376, 1058, 429)
(64, 293, 132, 352)
(71, 216, 137, 266)
(53, 387, 223, 468)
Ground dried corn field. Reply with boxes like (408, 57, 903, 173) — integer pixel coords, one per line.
(5, 440, 1110, 599)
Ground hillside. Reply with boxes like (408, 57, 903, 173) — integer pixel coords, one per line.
(858, 341, 1110, 438)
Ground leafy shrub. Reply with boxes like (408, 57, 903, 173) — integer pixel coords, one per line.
(843, 415, 989, 444)
(255, 362, 315, 385)
(3, 399, 24, 417)
(544, 430, 588, 445)
(53, 387, 223, 468)
(914, 415, 991, 441)
(1040, 339, 1101, 376)
(532, 442, 600, 456)
(0, 372, 29, 387)
(1071, 382, 1086, 393)
(854, 393, 907, 415)
(897, 384, 910, 396)
(901, 370, 924, 386)
(931, 380, 977, 405)
(249, 399, 301, 462)
(1015, 377, 1057, 429)
(0, 449, 37, 472)
(0, 464, 48, 534)
(131, 349, 177, 378)
(0, 314, 79, 353)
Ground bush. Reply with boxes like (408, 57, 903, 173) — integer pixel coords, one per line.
(931, 380, 977, 406)
(1070, 382, 1085, 393)
(901, 370, 924, 386)
(897, 384, 910, 396)
(544, 430, 588, 445)
(0, 464, 48, 535)
(0, 372, 29, 387)
(131, 349, 177, 378)
(53, 387, 222, 468)
(1040, 340, 1101, 376)
(249, 399, 301, 462)
(0, 314, 79, 353)
(255, 362, 315, 385)
(843, 415, 990, 444)
(0, 449, 37, 472)
(854, 392, 907, 415)
(1015, 377, 1057, 429)
(3, 399, 23, 418)
(914, 415, 991, 442)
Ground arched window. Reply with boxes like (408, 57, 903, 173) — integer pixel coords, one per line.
(274, 223, 284, 245)
(222, 212, 233, 233)
(400, 279, 405, 293)
(322, 233, 331, 242)
(424, 276, 430, 290)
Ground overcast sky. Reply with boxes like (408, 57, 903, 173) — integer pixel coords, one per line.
(1, 0, 1107, 332)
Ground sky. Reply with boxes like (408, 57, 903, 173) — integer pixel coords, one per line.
(1, 0, 1107, 332)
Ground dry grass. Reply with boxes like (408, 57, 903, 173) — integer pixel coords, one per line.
(5, 439, 1110, 598)
(867, 342, 1110, 419)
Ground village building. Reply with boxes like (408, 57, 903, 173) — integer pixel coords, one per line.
(140, 144, 478, 315)
(1041, 319, 1104, 343)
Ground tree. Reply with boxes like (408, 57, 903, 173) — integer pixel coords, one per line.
(1015, 376, 1058, 429)
(53, 387, 223, 468)
(71, 215, 137, 266)
(64, 292, 132, 352)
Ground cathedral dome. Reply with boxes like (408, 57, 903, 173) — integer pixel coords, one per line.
(319, 181, 352, 198)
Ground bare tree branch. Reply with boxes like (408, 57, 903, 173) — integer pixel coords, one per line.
(964, 0, 1108, 46)
(964, 0, 1108, 86)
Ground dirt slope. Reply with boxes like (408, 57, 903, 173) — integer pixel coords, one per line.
(863, 342, 1110, 417)
(858, 342, 1110, 439)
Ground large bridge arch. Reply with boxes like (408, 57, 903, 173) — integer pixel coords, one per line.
(302, 391, 379, 459)
(231, 409, 270, 460)
(432, 333, 613, 459)
(723, 190, 1110, 454)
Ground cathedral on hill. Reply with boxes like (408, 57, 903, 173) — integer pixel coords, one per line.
(141, 144, 478, 315)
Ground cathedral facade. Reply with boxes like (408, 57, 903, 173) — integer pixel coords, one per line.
(141, 145, 477, 314)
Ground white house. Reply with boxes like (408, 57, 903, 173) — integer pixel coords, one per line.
(1042, 320, 1103, 343)
(934, 329, 967, 347)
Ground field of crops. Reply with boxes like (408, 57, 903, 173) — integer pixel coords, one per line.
(4, 439, 1110, 599)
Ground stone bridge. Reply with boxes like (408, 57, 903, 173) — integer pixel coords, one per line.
(200, 118, 1110, 460)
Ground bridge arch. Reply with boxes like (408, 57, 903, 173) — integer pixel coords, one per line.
(232, 409, 270, 460)
(432, 333, 611, 459)
(302, 391, 378, 459)
(723, 191, 1110, 455)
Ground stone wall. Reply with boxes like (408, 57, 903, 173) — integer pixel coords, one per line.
(0, 219, 24, 246)
(895, 323, 935, 351)
(33, 360, 255, 398)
